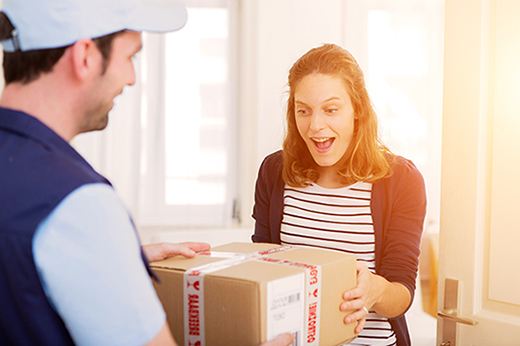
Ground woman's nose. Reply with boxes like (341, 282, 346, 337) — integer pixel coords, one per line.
(309, 112, 326, 132)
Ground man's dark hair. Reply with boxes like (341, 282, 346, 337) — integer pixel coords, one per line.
(1, 12, 123, 85)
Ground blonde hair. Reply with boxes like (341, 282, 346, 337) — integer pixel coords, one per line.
(282, 43, 394, 187)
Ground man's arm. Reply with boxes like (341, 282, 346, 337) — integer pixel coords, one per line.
(33, 183, 167, 346)
(146, 323, 177, 346)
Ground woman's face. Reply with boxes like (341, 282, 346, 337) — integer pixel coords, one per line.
(294, 73, 355, 169)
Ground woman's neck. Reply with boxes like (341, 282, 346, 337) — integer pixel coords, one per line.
(316, 166, 345, 189)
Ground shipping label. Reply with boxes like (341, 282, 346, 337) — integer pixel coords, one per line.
(266, 273, 305, 346)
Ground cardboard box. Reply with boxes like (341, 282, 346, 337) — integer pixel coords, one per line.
(151, 242, 357, 346)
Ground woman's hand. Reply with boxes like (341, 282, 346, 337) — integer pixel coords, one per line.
(339, 261, 381, 333)
(339, 261, 411, 334)
(142, 242, 211, 262)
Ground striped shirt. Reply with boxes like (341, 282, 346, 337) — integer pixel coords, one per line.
(281, 182, 397, 346)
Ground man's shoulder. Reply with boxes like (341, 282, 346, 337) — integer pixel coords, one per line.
(1, 110, 107, 188)
(0, 114, 109, 230)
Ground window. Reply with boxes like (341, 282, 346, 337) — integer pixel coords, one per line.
(137, 0, 238, 227)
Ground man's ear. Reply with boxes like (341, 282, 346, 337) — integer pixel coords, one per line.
(68, 38, 102, 81)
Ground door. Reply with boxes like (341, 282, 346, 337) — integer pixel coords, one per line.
(438, 0, 520, 344)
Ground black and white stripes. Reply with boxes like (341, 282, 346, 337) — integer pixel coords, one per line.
(281, 182, 397, 346)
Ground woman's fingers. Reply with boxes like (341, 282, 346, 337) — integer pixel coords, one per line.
(343, 305, 368, 324)
(355, 313, 367, 334)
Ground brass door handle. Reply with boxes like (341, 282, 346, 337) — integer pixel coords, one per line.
(437, 308, 479, 326)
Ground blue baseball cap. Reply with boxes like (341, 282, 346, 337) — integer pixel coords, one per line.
(1, 0, 187, 52)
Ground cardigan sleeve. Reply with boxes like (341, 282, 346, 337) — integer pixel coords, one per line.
(251, 151, 284, 244)
(375, 157, 427, 308)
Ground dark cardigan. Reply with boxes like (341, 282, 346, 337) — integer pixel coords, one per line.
(251, 150, 426, 346)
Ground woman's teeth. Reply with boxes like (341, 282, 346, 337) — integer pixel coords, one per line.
(312, 137, 330, 143)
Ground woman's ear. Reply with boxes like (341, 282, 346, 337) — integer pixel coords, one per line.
(68, 38, 102, 81)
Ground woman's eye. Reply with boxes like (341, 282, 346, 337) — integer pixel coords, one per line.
(297, 109, 309, 115)
(326, 108, 338, 114)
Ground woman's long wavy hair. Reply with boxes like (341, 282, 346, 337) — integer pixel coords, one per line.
(282, 43, 395, 187)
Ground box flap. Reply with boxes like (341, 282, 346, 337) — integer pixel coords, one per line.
(212, 242, 281, 253)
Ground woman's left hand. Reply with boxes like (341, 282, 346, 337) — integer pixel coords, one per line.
(339, 261, 385, 334)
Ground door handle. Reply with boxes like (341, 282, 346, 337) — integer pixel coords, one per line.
(437, 308, 479, 326)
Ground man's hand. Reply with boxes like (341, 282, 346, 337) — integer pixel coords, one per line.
(142, 242, 211, 262)
(260, 333, 295, 346)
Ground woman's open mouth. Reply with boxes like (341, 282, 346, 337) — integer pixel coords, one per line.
(312, 137, 335, 153)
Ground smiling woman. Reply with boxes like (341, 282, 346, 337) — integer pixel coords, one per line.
(252, 43, 427, 346)
(294, 73, 356, 187)
(282, 44, 394, 190)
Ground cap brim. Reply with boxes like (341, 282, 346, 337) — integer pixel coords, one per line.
(128, 1, 187, 33)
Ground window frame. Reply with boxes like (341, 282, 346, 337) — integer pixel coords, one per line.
(136, 0, 240, 228)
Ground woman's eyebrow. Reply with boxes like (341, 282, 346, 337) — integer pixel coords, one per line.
(322, 96, 342, 103)
(295, 96, 342, 105)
